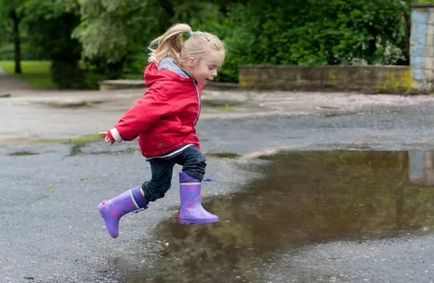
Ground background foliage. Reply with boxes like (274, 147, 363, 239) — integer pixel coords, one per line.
(0, 0, 423, 88)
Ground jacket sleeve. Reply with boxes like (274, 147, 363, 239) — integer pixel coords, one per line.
(114, 83, 174, 141)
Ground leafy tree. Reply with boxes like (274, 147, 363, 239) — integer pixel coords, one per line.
(73, 0, 168, 78)
(24, 0, 84, 88)
(73, 0, 243, 79)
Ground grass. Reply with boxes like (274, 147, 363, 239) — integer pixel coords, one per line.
(0, 60, 56, 89)
(8, 150, 39, 156)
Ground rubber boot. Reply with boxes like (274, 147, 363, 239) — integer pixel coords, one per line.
(178, 172, 219, 224)
(98, 186, 148, 238)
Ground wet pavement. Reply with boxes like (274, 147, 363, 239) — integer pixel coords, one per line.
(3, 75, 434, 282)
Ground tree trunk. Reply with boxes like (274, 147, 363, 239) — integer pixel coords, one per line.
(401, 10, 411, 65)
(10, 9, 22, 74)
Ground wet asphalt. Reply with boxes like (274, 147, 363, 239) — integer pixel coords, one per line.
(2, 88, 434, 282)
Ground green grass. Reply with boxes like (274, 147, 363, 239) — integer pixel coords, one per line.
(0, 60, 56, 89)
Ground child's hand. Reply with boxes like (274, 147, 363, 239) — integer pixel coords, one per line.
(98, 131, 115, 144)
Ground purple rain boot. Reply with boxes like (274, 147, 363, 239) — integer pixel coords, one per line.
(178, 172, 219, 224)
(98, 186, 148, 238)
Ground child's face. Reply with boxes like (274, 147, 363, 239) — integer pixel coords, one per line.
(185, 50, 225, 86)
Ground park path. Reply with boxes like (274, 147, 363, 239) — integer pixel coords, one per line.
(0, 66, 34, 93)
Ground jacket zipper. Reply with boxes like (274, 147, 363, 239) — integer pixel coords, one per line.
(192, 80, 200, 125)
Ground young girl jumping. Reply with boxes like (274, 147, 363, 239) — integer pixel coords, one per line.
(98, 23, 226, 238)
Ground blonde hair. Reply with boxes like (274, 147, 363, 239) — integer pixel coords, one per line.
(148, 23, 225, 65)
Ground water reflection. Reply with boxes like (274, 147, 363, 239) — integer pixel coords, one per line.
(409, 150, 434, 186)
(123, 151, 434, 282)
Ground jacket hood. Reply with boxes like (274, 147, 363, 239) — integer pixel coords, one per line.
(144, 57, 195, 87)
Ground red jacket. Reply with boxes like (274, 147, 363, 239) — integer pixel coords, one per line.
(111, 61, 204, 158)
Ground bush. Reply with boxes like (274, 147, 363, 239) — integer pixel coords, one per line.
(83, 70, 106, 89)
(50, 61, 107, 89)
(50, 61, 84, 89)
(212, 0, 410, 82)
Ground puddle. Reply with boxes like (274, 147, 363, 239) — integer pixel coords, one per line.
(8, 150, 39, 156)
(321, 111, 359, 118)
(68, 144, 136, 156)
(35, 100, 103, 108)
(206, 152, 240, 159)
(119, 150, 434, 282)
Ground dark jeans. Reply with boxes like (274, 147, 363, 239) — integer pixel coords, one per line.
(141, 146, 206, 202)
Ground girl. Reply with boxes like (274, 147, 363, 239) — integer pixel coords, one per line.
(98, 23, 226, 238)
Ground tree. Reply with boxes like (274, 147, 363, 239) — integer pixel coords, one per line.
(0, 0, 26, 74)
(73, 0, 168, 78)
(24, 0, 84, 88)
(72, 0, 236, 78)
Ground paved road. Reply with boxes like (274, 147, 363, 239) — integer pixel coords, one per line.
(2, 84, 434, 147)
(3, 72, 434, 282)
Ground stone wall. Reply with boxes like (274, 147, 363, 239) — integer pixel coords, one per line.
(410, 4, 434, 93)
(239, 65, 412, 94)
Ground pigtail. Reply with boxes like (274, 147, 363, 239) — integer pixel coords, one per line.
(148, 23, 192, 64)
